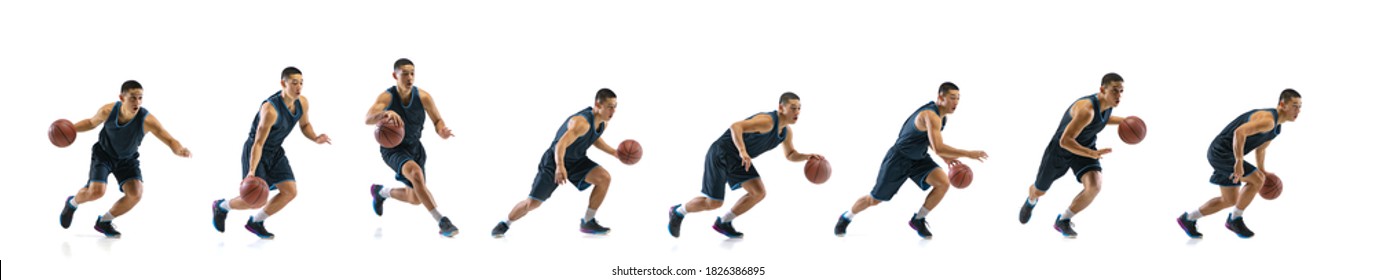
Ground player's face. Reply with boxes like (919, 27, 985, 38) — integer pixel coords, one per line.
(779, 99, 801, 124)
(120, 89, 144, 112)
(281, 74, 304, 97)
(940, 90, 961, 113)
(1280, 97, 1302, 121)
(595, 98, 618, 120)
(394, 65, 416, 88)
(1100, 81, 1123, 107)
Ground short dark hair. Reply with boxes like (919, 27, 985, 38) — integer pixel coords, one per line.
(939, 82, 959, 95)
(281, 67, 302, 80)
(596, 88, 617, 103)
(120, 80, 142, 94)
(1280, 88, 1302, 103)
(1101, 72, 1124, 86)
(394, 58, 414, 70)
(779, 92, 801, 104)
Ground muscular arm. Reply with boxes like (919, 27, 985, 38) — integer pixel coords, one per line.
(730, 114, 775, 158)
(556, 117, 592, 170)
(1107, 116, 1126, 125)
(781, 129, 814, 162)
(419, 90, 454, 139)
(1255, 140, 1271, 173)
(1058, 101, 1103, 158)
(246, 103, 278, 177)
(74, 103, 115, 132)
(365, 91, 395, 125)
(143, 114, 190, 157)
(297, 96, 328, 143)
(919, 110, 969, 159)
(1232, 112, 1276, 169)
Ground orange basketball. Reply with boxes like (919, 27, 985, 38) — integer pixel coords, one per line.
(49, 119, 76, 148)
(375, 119, 404, 148)
(804, 157, 831, 184)
(240, 176, 270, 207)
(1119, 116, 1146, 144)
(617, 139, 642, 165)
(948, 164, 973, 189)
(1260, 172, 1282, 200)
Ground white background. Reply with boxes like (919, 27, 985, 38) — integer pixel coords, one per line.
(2, 0, 1373, 279)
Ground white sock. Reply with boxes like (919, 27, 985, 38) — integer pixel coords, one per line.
(252, 211, 269, 222)
(430, 208, 443, 222)
(218, 199, 231, 211)
(674, 205, 687, 215)
(1231, 209, 1244, 219)
(1060, 209, 1076, 221)
(1187, 210, 1203, 221)
(378, 187, 392, 198)
(915, 207, 931, 219)
(99, 212, 114, 222)
(720, 212, 737, 223)
(501, 219, 512, 225)
(584, 208, 597, 221)
(1026, 197, 1038, 206)
(841, 211, 854, 220)
(69, 197, 79, 207)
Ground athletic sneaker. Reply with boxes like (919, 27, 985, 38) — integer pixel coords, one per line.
(909, 216, 932, 239)
(668, 204, 685, 238)
(580, 218, 611, 234)
(1019, 199, 1035, 224)
(94, 216, 120, 238)
(438, 217, 458, 237)
(212, 199, 228, 233)
(245, 217, 274, 239)
(1177, 213, 1203, 238)
(1054, 214, 1077, 238)
(834, 214, 851, 236)
(1225, 213, 1254, 238)
(370, 184, 386, 216)
(712, 217, 744, 238)
(491, 221, 510, 238)
(60, 196, 77, 229)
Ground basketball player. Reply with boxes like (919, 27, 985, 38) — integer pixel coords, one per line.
(367, 58, 459, 237)
(833, 82, 988, 238)
(492, 88, 629, 237)
(57, 80, 192, 238)
(1177, 89, 1301, 239)
(211, 67, 332, 239)
(1017, 73, 1131, 238)
(667, 92, 825, 238)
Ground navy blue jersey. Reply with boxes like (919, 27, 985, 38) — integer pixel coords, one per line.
(1048, 94, 1113, 153)
(96, 101, 148, 160)
(1208, 108, 1281, 160)
(889, 101, 945, 160)
(711, 111, 788, 158)
(541, 107, 604, 165)
(386, 86, 427, 147)
(244, 92, 301, 151)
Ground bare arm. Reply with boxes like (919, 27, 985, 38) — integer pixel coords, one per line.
(297, 96, 330, 144)
(1229, 112, 1276, 182)
(74, 103, 116, 132)
(142, 114, 191, 157)
(552, 117, 591, 184)
(1255, 140, 1271, 174)
(246, 103, 277, 178)
(1058, 101, 1107, 159)
(920, 110, 984, 162)
(419, 90, 454, 139)
(365, 91, 398, 125)
(593, 137, 617, 156)
(730, 114, 775, 157)
(1107, 115, 1126, 125)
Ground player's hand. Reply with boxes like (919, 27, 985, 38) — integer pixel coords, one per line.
(314, 134, 332, 145)
(808, 153, 825, 161)
(965, 150, 988, 162)
(554, 166, 569, 185)
(176, 147, 192, 158)
(437, 126, 454, 139)
(383, 111, 402, 126)
(1231, 163, 1244, 183)
(739, 152, 753, 172)
(948, 159, 964, 167)
(1093, 148, 1113, 159)
(244, 174, 258, 181)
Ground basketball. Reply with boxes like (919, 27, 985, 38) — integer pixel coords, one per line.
(1119, 116, 1146, 144)
(49, 119, 76, 148)
(375, 119, 404, 148)
(949, 163, 973, 189)
(616, 139, 642, 165)
(1260, 172, 1282, 200)
(240, 176, 270, 207)
(804, 157, 831, 184)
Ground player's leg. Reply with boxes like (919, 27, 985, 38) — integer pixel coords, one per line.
(713, 178, 764, 238)
(1067, 171, 1102, 216)
(106, 179, 143, 218)
(579, 166, 612, 234)
(1199, 187, 1241, 216)
(1226, 169, 1264, 238)
(668, 155, 728, 238)
(494, 170, 555, 237)
(1021, 153, 1069, 224)
(61, 181, 105, 229)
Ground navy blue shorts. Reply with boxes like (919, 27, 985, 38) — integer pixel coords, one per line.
(242, 146, 294, 191)
(869, 153, 941, 201)
(381, 143, 427, 187)
(1208, 155, 1256, 187)
(1032, 146, 1102, 191)
(87, 145, 141, 193)
(701, 149, 761, 201)
(528, 158, 601, 201)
